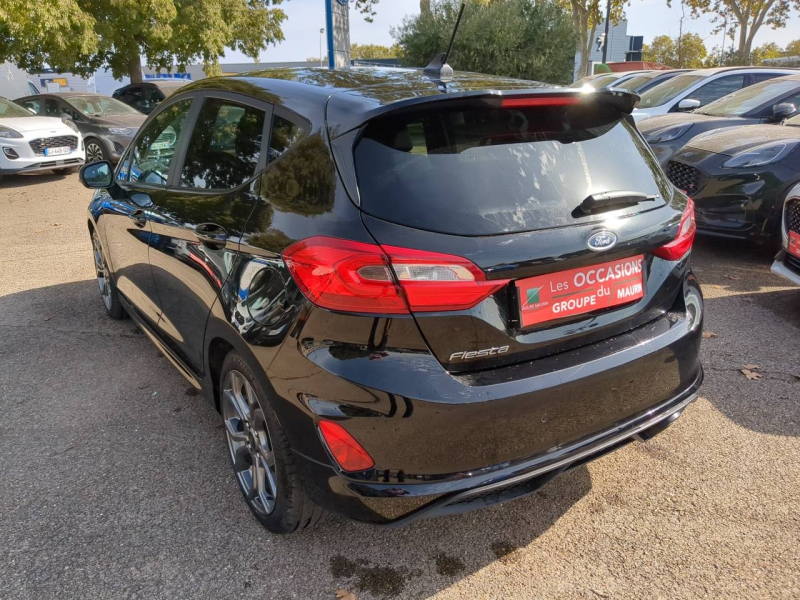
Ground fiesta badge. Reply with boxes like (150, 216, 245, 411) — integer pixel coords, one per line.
(587, 230, 618, 251)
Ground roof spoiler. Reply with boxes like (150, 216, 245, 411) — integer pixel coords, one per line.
(327, 88, 640, 140)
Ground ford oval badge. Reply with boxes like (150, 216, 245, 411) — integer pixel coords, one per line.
(587, 230, 618, 251)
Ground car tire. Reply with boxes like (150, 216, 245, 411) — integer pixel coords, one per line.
(91, 229, 125, 320)
(85, 139, 107, 164)
(220, 352, 327, 533)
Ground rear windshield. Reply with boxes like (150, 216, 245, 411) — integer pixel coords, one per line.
(639, 74, 704, 108)
(353, 102, 670, 236)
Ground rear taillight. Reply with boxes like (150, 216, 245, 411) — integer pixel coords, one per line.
(653, 197, 696, 261)
(282, 236, 508, 314)
(318, 420, 374, 472)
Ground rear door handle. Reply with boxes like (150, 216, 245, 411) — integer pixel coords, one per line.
(195, 223, 228, 247)
(129, 209, 147, 228)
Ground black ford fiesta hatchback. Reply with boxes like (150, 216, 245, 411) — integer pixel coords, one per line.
(80, 68, 703, 532)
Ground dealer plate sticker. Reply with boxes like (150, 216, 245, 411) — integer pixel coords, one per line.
(516, 255, 645, 328)
(789, 231, 800, 259)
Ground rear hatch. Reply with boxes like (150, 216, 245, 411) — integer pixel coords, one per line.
(334, 91, 688, 373)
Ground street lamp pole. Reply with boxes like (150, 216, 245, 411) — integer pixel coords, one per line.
(320, 28, 325, 67)
(601, 0, 611, 64)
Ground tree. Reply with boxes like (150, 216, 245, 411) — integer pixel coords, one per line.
(751, 41, 784, 64)
(0, 0, 288, 82)
(350, 43, 402, 59)
(786, 39, 800, 56)
(557, 0, 626, 79)
(678, 0, 800, 62)
(394, 0, 577, 85)
(642, 32, 707, 67)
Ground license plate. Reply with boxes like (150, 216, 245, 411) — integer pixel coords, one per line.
(516, 255, 645, 328)
(790, 231, 800, 259)
(44, 146, 70, 156)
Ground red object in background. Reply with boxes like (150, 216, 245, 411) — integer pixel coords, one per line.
(516, 255, 645, 328)
(789, 231, 800, 258)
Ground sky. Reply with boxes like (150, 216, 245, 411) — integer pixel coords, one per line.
(223, 0, 800, 64)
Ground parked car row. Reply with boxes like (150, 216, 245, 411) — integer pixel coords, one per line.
(0, 80, 187, 183)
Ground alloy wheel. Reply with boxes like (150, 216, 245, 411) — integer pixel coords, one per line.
(92, 232, 112, 310)
(222, 370, 278, 515)
(86, 142, 104, 163)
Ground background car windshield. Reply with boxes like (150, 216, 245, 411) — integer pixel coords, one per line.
(639, 74, 703, 107)
(698, 78, 800, 116)
(615, 74, 653, 91)
(0, 98, 33, 118)
(65, 96, 140, 117)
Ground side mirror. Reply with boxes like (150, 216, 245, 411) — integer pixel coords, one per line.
(60, 112, 73, 120)
(27, 107, 36, 115)
(79, 161, 113, 189)
(677, 98, 701, 112)
(772, 103, 796, 120)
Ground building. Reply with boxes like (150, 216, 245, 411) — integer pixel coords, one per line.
(574, 20, 644, 80)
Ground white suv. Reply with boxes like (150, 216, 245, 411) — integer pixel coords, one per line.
(0, 96, 85, 183)
(632, 67, 798, 122)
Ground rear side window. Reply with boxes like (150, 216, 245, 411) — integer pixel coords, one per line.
(353, 101, 670, 236)
(179, 97, 266, 190)
(684, 75, 746, 107)
(268, 114, 306, 163)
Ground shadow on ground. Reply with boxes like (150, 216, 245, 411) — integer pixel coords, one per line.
(0, 171, 74, 189)
(0, 280, 593, 599)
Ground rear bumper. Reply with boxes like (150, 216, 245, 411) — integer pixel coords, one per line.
(296, 370, 702, 525)
(272, 274, 704, 525)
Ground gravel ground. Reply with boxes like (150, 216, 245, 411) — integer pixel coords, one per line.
(1, 172, 798, 600)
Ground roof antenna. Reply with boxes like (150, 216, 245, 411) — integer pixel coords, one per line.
(423, 2, 465, 81)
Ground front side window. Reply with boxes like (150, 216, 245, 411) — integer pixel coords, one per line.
(129, 99, 192, 186)
(179, 97, 266, 190)
(684, 75, 746, 107)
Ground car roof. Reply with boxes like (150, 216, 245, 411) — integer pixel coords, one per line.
(175, 66, 640, 137)
(26, 92, 108, 98)
(679, 66, 799, 77)
(185, 66, 593, 133)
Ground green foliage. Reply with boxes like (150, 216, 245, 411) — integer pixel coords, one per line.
(0, 0, 288, 81)
(350, 43, 402, 59)
(751, 41, 784, 65)
(394, 0, 577, 85)
(642, 33, 707, 68)
(786, 39, 800, 56)
(675, 0, 800, 59)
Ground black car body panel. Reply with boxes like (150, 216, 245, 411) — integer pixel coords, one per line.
(666, 122, 800, 241)
(86, 67, 703, 526)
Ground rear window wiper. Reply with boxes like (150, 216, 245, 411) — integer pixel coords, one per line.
(578, 191, 660, 215)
